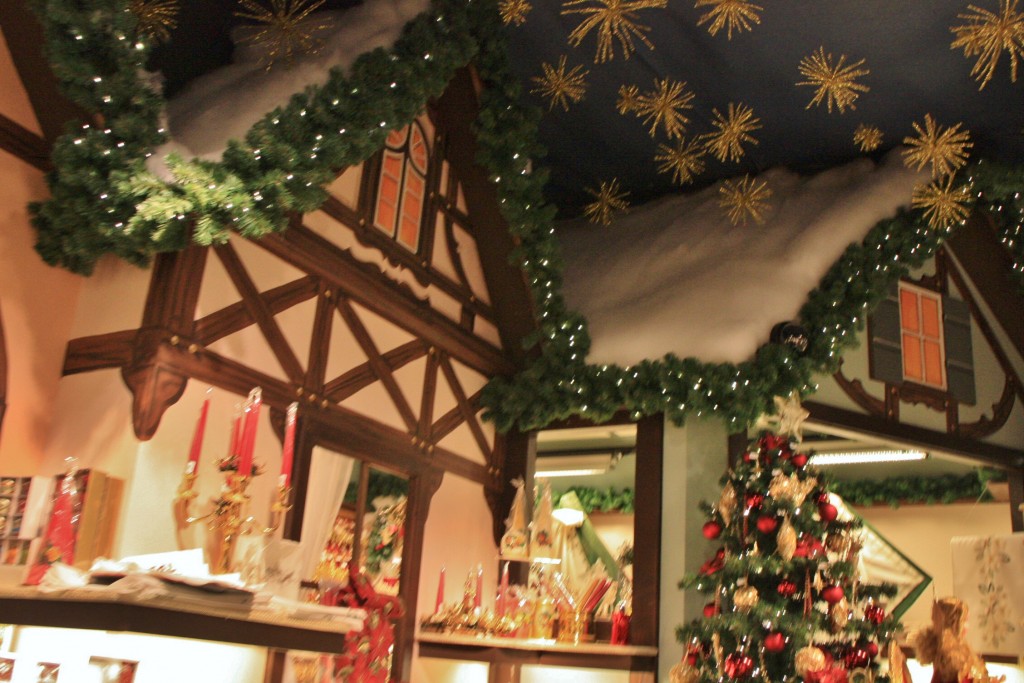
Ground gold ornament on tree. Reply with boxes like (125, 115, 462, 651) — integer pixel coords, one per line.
(623, 78, 696, 140)
(562, 0, 668, 63)
(794, 646, 827, 677)
(129, 0, 180, 43)
(902, 114, 973, 178)
(853, 123, 884, 152)
(655, 138, 707, 185)
(703, 102, 761, 163)
(531, 56, 590, 111)
(950, 0, 1024, 90)
(719, 480, 738, 527)
(669, 660, 701, 683)
(718, 175, 773, 226)
(911, 177, 972, 230)
(695, 0, 763, 40)
(733, 585, 759, 612)
(796, 47, 870, 114)
(776, 516, 797, 561)
(235, 0, 331, 70)
(500, 0, 533, 25)
(830, 596, 850, 630)
(582, 178, 631, 225)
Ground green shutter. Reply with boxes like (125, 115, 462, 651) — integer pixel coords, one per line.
(943, 296, 975, 405)
(869, 287, 903, 385)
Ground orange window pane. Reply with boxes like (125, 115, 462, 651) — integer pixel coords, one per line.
(409, 129, 428, 174)
(397, 174, 424, 250)
(900, 289, 919, 333)
(920, 296, 941, 338)
(923, 340, 944, 386)
(902, 333, 922, 381)
(386, 126, 408, 149)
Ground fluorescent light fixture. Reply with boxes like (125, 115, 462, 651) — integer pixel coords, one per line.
(809, 450, 927, 466)
(536, 452, 622, 478)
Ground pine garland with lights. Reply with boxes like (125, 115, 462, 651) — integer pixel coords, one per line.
(674, 433, 899, 683)
(29, 0, 1024, 433)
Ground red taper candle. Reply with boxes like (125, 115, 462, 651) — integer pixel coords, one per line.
(279, 402, 298, 488)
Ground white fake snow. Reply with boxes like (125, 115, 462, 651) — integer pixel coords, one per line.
(556, 151, 928, 367)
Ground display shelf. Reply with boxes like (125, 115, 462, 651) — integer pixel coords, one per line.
(0, 586, 360, 655)
(417, 630, 657, 671)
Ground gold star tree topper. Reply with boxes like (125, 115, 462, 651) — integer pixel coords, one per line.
(753, 391, 810, 443)
(703, 102, 761, 163)
(235, 0, 331, 70)
(797, 47, 870, 114)
(623, 78, 696, 140)
(718, 175, 772, 225)
(531, 56, 589, 111)
(912, 177, 973, 230)
(902, 113, 973, 178)
(582, 178, 631, 225)
(950, 0, 1024, 90)
(654, 138, 706, 185)
(129, 0, 180, 43)
(500, 0, 533, 26)
(853, 123, 884, 152)
(695, 0, 763, 40)
(562, 0, 667, 63)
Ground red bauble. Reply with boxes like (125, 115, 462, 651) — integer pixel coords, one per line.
(686, 650, 700, 666)
(703, 520, 723, 539)
(844, 646, 871, 668)
(763, 632, 786, 652)
(777, 580, 798, 597)
(821, 585, 845, 604)
(865, 642, 879, 658)
(818, 503, 839, 523)
(742, 451, 757, 463)
(724, 654, 755, 679)
(791, 453, 808, 467)
(745, 493, 765, 509)
(756, 515, 779, 534)
(864, 603, 886, 625)
(817, 491, 830, 504)
(703, 602, 719, 617)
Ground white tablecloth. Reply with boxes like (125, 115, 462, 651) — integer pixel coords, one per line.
(951, 533, 1024, 656)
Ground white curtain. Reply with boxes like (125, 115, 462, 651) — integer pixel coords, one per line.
(951, 533, 1024, 656)
(298, 446, 355, 580)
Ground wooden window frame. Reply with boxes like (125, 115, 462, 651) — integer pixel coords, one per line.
(897, 281, 948, 391)
(372, 120, 431, 255)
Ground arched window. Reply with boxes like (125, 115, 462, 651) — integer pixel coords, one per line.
(373, 121, 430, 253)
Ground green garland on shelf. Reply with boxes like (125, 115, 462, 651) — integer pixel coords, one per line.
(831, 470, 1001, 508)
(552, 486, 635, 514)
(31, 0, 1024, 432)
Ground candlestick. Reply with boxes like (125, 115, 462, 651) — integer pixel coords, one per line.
(279, 402, 297, 488)
(228, 403, 242, 460)
(435, 566, 445, 613)
(187, 389, 211, 472)
(238, 387, 262, 477)
(475, 563, 483, 610)
(497, 561, 509, 616)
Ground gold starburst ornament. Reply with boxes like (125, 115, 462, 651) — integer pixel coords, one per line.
(797, 47, 870, 114)
(853, 124, 884, 152)
(623, 78, 696, 140)
(950, 0, 1024, 90)
(912, 177, 972, 230)
(695, 0, 763, 39)
(562, 0, 667, 63)
(902, 113, 973, 178)
(235, 0, 331, 70)
(582, 178, 630, 225)
(129, 0, 180, 43)
(704, 102, 761, 163)
(655, 138, 706, 185)
(719, 175, 772, 225)
(500, 0, 533, 26)
(531, 56, 589, 111)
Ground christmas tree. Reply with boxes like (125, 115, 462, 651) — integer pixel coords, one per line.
(675, 403, 900, 683)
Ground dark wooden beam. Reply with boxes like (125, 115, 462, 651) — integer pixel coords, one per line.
(0, 111, 51, 171)
(946, 214, 1024, 362)
(193, 275, 318, 346)
(322, 340, 427, 402)
(256, 226, 512, 377)
(63, 330, 135, 375)
(438, 353, 492, 464)
(805, 400, 1024, 469)
(431, 68, 537, 370)
(631, 414, 664, 655)
(0, 306, 6, 433)
(0, 2, 89, 145)
(1009, 468, 1023, 532)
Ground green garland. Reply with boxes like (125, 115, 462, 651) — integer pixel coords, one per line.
(552, 486, 635, 514)
(31, 0, 1024, 433)
(831, 470, 1002, 508)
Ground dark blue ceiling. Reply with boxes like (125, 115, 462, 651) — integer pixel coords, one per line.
(505, 0, 1024, 216)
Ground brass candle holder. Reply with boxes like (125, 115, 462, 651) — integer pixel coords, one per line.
(265, 483, 293, 534)
(174, 468, 254, 574)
